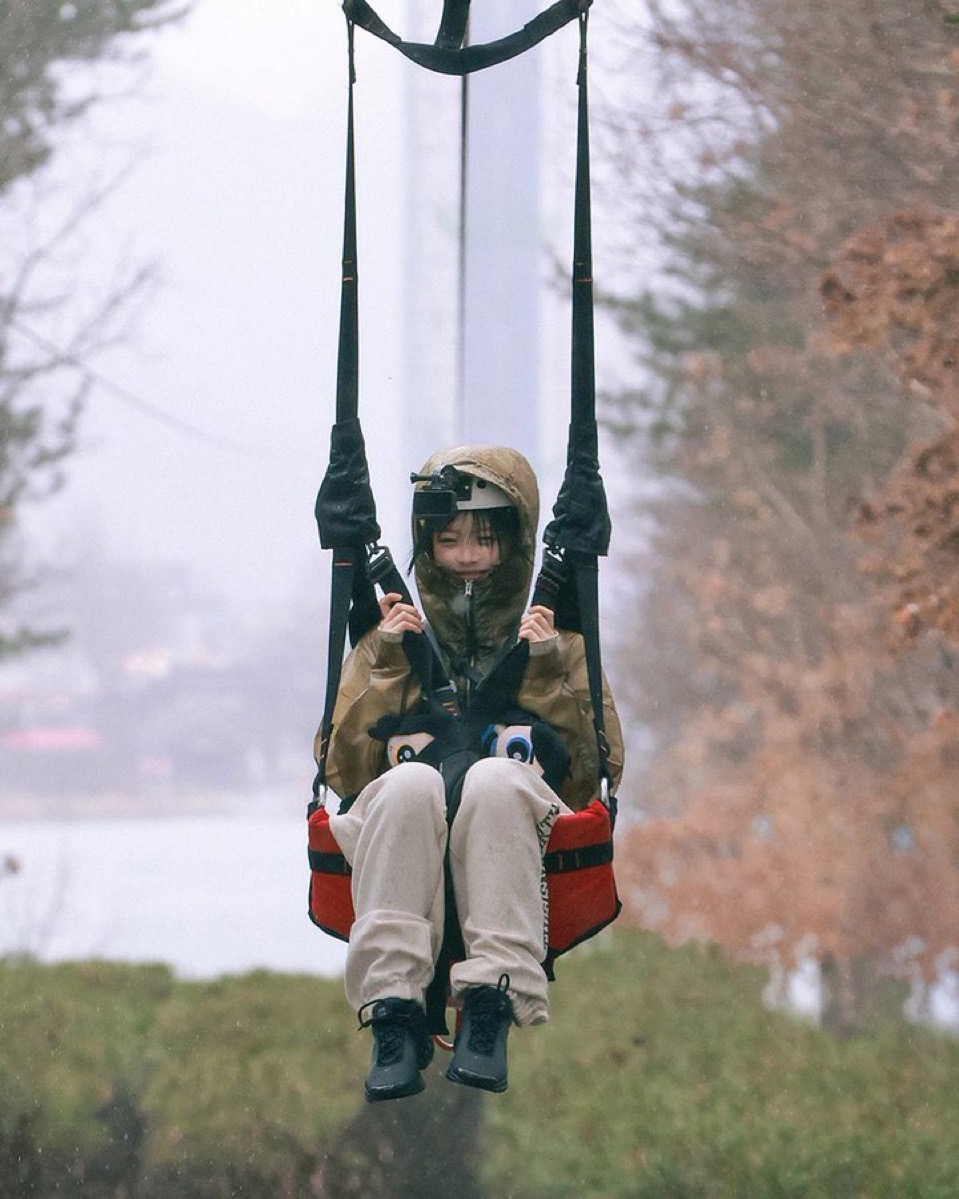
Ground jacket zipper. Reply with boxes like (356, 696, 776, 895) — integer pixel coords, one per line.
(464, 579, 477, 703)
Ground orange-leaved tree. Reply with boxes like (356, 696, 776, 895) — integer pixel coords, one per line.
(597, 0, 959, 1031)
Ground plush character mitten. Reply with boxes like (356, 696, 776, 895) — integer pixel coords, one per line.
(368, 711, 462, 770)
(480, 709, 571, 792)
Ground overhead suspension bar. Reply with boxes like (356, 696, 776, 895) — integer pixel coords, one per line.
(342, 0, 591, 75)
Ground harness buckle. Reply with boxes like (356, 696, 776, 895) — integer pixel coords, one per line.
(365, 543, 395, 585)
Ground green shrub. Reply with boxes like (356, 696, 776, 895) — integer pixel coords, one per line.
(140, 969, 363, 1168)
(0, 958, 174, 1150)
(484, 929, 959, 1199)
(1, 932, 958, 1198)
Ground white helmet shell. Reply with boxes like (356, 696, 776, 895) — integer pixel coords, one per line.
(456, 476, 513, 510)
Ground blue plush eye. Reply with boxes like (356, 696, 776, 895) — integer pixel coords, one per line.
(395, 743, 417, 763)
(505, 735, 532, 763)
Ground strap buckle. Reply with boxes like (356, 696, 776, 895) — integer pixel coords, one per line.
(365, 542, 395, 586)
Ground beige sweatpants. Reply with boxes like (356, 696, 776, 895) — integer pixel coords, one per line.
(329, 758, 569, 1027)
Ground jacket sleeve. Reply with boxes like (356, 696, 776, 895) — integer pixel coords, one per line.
(515, 630, 624, 810)
(315, 630, 421, 801)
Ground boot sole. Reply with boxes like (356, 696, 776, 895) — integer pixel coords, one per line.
(364, 1072, 426, 1103)
(444, 1064, 508, 1093)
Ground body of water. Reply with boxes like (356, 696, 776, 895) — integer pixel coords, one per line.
(3, 795, 956, 1035)
(0, 792, 347, 980)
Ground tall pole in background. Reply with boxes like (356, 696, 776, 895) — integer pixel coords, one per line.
(400, 4, 460, 476)
(401, 0, 543, 473)
(459, 0, 542, 465)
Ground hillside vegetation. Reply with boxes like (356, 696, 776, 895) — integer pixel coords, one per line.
(2, 929, 957, 1197)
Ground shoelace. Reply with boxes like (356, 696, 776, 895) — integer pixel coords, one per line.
(372, 1021, 405, 1065)
(466, 974, 511, 1053)
(357, 1001, 417, 1066)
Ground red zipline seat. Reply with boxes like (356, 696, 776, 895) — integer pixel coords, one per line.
(307, 794, 620, 966)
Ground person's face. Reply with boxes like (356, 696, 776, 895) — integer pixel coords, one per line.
(432, 512, 502, 582)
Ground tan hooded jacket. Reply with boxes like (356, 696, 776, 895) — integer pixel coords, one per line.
(319, 445, 624, 810)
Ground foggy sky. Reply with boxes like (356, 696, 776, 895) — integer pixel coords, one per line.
(18, 0, 625, 630)
(22, 0, 411, 621)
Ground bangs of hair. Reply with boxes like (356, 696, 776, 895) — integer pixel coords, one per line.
(409, 506, 520, 572)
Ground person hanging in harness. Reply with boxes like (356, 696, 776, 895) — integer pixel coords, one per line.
(316, 443, 624, 1102)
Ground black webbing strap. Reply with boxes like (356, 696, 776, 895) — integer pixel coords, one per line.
(435, 0, 470, 50)
(313, 22, 461, 780)
(542, 8, 610, 563)
(573, 554, 612, 792)
(533, 13, 614, 808)
(366, 546, 459, 717)
(343, 0, 590, 76)
(337, 20, 359, 425)
(314, 26, 365, 793)
(543, 839, 613, 874)
(308, 849, 352, 875)
(530, 549, 613, 803)
(570, 11, 598, 482)
(314, 548, 359, 790)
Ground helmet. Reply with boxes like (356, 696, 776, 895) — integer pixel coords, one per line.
(410, 464, 513, 518)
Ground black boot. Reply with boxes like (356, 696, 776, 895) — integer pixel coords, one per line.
(446, 974, 513, 1093)
(358, 998, 434, 1102)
